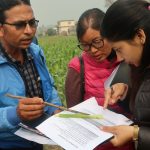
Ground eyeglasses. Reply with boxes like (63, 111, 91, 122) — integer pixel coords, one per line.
(77, 38, 104, 52)
(3, 19, 39, 30)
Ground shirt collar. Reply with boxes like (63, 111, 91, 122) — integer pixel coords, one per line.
(0, 43, 33, 64)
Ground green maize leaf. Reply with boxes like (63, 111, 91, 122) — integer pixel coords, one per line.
(55, 113, 103, 119)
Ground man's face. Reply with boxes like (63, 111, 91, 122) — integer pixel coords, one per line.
(0, 4, 37, 50)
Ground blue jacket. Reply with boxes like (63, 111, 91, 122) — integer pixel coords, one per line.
(0, 43, 62, 148)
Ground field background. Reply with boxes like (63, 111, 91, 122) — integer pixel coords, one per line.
(38, 35, 81, 150)
(39, 35, 80, 106)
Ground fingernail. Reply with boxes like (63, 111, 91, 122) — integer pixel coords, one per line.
(100, 126, 103, 130)
(111, 100, 115, 104)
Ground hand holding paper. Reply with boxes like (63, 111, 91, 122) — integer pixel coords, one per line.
(36, 97, 133, 150)
(101, 125, 134, 147)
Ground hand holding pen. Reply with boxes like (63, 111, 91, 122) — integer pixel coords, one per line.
(17, 97, 45, 121)
(6, 93, 88, 121)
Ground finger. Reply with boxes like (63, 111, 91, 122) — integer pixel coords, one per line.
(104, 88, 112, 109)
(110, 136, 119, 147)
(109, 97, 121, 105)
(18, 109, 43, 120)
(18, 98, 44, 111)
(25, 109, 44, 116)
(111, 83, 127, 99)
(22, 113, 43, 121)
(18, 103, 44, 111)
(19, 98, 43, 105)
(109, 98, 116, 105)
(27, 114, 43, 120)
(100, 126, 119, 146)
(100, 126, 117, 135)
(111, 91, 123, 100)
(54, 109, 62, 114)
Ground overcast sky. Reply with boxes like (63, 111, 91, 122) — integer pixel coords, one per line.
(30, 0, 107, 27)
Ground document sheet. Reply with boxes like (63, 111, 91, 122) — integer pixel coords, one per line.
(15, 127, 57, 145)
(104, 64, 120, 89)
(37, 97, 133, 150)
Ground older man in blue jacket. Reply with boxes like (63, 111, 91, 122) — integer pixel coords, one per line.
(0, 0, 62, 149)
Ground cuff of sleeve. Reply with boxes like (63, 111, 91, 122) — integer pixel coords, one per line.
(7, 107, 21, 126)
(46, 100, 62, 115)
(46, 106, 59, 115)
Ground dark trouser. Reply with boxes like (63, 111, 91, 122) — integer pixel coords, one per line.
(0, 144, 43, 150)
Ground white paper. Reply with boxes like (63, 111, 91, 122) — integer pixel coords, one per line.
(15, 127, 57, 145)
(72, 97, 133, 126)
(104, 64, 120, 89)
(36, 97, 133, 150)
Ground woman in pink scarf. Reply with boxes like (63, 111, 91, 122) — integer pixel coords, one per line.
(65, 8, 134, 150)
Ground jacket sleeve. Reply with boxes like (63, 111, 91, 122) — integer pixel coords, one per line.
(111, 62, 131, 113)
(0, 76, 21, 131)
(138, 127, 150, 150)
(110, 61, 131, 86)
(0, 106, 20, 130)
(65, 68, 81, 108)
(134, 74, 150, 150)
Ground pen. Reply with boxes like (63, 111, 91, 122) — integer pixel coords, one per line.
(5, 93, 89, 115)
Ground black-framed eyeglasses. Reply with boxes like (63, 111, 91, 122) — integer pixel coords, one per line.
(77, 38, 104, 52)
(3, 19, 39, 30)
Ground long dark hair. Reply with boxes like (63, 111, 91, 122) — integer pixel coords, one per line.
(76, 8, 105, 41)
(101, 0, 150, 69)
(0, 0, 31, 24)
(76, 8, 116, 61)
(101, 0, 150, 108)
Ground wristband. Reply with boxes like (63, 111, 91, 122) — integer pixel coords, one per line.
(133, 125, 139, 141)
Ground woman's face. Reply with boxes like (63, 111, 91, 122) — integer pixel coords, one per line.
(111, 38, 143, 67)
(79, 28, 112, 62)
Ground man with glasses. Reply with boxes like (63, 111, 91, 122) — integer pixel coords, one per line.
(0, 0, 62, 150)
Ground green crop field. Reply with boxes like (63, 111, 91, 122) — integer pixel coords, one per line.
(39, 35, 81, 106)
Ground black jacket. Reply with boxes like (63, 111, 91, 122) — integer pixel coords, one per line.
(134, 68, 150, 150)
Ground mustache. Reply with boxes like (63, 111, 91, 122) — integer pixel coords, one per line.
(21, 37, 33, 41)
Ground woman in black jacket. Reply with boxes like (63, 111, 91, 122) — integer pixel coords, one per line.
(101, 0, 150, 149)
